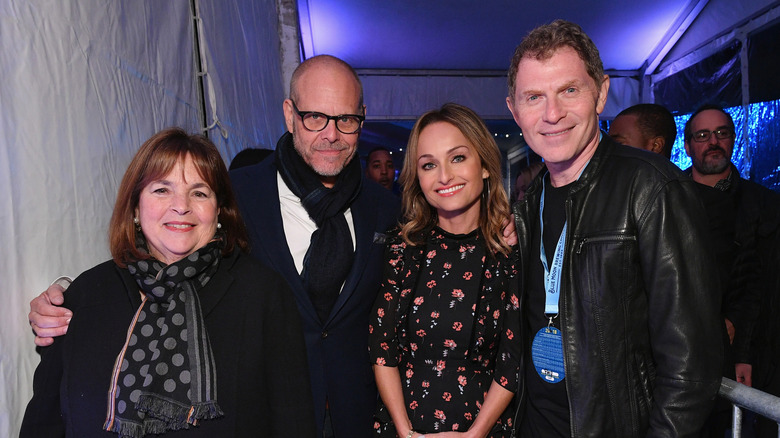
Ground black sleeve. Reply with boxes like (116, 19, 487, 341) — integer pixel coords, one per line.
(19, 332, 66, 437)
(262, 272, 317, 437)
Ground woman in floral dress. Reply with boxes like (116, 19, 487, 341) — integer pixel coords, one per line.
(369, 103, 521, 438)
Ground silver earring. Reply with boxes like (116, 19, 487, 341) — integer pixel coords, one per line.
(217, 222, 222, 229)
(133, 217, 139, 224)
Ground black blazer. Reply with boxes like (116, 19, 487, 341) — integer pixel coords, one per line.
(20, 251, 315, 437)
(230, 156, 400, 437)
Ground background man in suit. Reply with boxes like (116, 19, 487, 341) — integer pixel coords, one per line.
(29, 55, 401, 437)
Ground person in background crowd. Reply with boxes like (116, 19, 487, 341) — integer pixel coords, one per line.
(513, 161, 545, 201)
(505, 19, 722, 437)
(365, 146, 398, 192)
(608, 103, 676, 159)
(228, 147, 273, 171)
(683, 104, 780, 438)
(369, 103, 521, 437)
(21, 128, 314, 437)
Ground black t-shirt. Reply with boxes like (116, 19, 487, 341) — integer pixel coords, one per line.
(521, 175, 572, 437)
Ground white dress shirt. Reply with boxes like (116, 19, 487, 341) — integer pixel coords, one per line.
(277, 172, 356, 276)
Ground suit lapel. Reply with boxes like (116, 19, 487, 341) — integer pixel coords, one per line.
(253, 172, 301, 284)
(242, 161, 319, 324)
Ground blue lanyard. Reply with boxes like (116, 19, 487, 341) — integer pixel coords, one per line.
(538, 147, 596, 318)
(539, 177, 567, 317)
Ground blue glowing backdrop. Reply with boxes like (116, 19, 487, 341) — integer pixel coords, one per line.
(669, 102, 780, 191)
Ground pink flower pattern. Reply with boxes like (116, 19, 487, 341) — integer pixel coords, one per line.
(368, 228, 519, 436)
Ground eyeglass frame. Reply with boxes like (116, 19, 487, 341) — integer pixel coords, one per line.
(290, 100, 365, 135)
(691, 128, 734, 143)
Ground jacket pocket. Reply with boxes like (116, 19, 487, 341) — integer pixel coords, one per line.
(573, 233, 638, 310)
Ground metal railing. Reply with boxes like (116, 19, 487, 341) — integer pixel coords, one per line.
(719, 377, 780, 438)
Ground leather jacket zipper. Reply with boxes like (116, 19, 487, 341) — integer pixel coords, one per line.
(575, 234, 637, 254)
(571, 232, 636, 436)
(563, 198, 576, 438)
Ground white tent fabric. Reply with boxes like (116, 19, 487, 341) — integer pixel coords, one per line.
(361, 74, 639, 121)
(196, 0, 286, 154)
(0, 0, 285, 435)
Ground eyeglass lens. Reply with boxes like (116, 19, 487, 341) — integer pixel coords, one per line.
(301, 113, 362, 134)
(693, 129, 732, 142)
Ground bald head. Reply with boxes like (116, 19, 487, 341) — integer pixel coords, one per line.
(289, 55, 364, 107)
(283, 55, 365, 187)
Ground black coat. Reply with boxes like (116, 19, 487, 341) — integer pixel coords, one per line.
(20, 251, 315, 437)
(230, 154, 401, 437)
(728, 169, 780, 389)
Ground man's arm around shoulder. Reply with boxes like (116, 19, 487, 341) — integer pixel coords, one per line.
(29, 278, 72, 347)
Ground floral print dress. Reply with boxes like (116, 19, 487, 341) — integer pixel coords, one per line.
(369, 227, 521, 436)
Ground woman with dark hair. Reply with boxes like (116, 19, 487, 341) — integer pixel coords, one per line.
(21, 128, 315, 437)
(369, 103, 521, 438)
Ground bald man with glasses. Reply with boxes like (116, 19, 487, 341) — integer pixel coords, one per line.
(230, 55, 401, 437)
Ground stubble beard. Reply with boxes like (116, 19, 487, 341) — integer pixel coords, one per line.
(693, 146, 732, 175)
(291, 128, 357, 178)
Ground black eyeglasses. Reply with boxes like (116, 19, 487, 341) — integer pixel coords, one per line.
(290, 101, 365, 134)
(692, 128, 733, 143)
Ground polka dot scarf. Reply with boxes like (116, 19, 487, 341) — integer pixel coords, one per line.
(103, 238, 224, 437)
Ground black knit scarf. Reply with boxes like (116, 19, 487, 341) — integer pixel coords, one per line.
(274, 131, 361, 322)
(104, 235, 223, 437)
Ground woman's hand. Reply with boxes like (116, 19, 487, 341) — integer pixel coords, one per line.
(373, 365, 415, 438)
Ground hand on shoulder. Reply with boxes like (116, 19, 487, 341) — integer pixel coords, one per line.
(29, 283, 71, 347)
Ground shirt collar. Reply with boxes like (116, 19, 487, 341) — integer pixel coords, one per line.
(713, 167, 735, 192)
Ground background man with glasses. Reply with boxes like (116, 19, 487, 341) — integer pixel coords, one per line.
(683, 104, 780, 437)
(683, 104, 740, 187)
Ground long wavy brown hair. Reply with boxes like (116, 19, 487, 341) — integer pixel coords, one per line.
(399, 103, 511, 255)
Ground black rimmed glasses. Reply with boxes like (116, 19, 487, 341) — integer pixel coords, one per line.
(692, 128, 734, 143)
(291, 100, 365, 134)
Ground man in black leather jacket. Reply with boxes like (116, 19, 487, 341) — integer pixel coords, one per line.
(505, 20, 722, 437)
